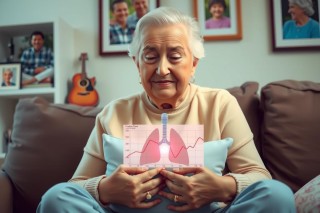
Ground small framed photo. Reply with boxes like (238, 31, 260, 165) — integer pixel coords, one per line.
(99, 0, 159, 55)
(271, 0, 320, 51)
(0, 63, 21, 90)
(193, 0, 242, 41)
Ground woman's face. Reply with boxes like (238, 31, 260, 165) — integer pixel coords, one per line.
(3, 70, 13, 83)
(210, 3, 225, 19)
(288, 3, 306, 20)
(135, 24, 198, 108)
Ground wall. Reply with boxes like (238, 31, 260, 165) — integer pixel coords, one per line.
(0, 0, 319, 106)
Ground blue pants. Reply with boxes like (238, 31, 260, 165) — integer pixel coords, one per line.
(37, 179, 296, 213)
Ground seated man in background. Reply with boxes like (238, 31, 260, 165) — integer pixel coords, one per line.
(20, 31, 54, 86)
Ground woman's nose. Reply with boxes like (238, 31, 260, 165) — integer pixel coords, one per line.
(157, 58, 170, 76)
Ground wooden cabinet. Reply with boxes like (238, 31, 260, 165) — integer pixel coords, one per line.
(0, 18, 74, 157)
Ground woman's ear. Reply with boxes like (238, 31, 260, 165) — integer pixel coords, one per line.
(191, 58, 199, 75)
(132, 57, 140, 69)
(193, 58, 199, 68)
(132, 57, 142, 78)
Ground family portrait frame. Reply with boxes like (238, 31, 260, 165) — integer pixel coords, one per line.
(270, 0, 320, 51)
(193, 0, 242, 41)
(99, 0, 159, 55)
(0, 63, 21, 90)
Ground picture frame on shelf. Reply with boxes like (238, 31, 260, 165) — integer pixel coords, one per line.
(0, 63, 21, 90)
(193, 0, 242, 41)
(99, 0, 159, 56)
(270, 0, 320, 51)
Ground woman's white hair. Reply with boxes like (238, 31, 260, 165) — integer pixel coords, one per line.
(128, 7, 205, 60)
(289, 0, 315, 16)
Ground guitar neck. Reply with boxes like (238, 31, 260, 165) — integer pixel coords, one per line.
(81, 59, 87, 79)
(80, 53, 88, 79)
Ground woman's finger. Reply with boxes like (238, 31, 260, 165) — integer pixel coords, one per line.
(121, 165, 148, 175)
(137, 198, 161, 209)
(158, 190, 185, 204)
(172, 167, 203, 175)
(141, 182, 166, 201)
(140, 175, 165, 194)
(160, 169, 187, 187)
(165, 178, 184, 195)
(137, 167, 163, 183)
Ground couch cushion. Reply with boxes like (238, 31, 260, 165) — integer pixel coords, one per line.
(227, 82, 262, 154)
(260, 80, 320, 192)
(0, 170, 12, 213)
(2, 97, 101, 213)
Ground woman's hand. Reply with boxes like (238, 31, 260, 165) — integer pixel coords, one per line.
(159, 167, 236, 212)
(98, 165, 165, 208)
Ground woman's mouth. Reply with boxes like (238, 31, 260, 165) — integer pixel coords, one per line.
(152, 80, 175, 87)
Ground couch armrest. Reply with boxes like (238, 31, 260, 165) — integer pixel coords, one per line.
(0, 169, 13, 213)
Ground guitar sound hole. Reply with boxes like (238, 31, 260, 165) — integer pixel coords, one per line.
(79, 79, 89, 87)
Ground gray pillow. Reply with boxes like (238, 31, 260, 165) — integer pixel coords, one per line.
(3, 97, 100, 212)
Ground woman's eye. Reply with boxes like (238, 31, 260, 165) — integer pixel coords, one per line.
(143, 54, 157, 62)
(170, 54, 182, 61)
(146, 56, 156, 60)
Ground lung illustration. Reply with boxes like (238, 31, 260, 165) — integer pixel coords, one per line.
(139, 113, 189, 166)
(169, 128, 189, 165)
(139, 128, 160, 165)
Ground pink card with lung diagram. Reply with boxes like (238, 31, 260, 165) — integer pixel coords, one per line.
(123, 113, 204, 168)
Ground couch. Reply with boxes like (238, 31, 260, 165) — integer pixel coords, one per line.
(0, 80, 319, 213)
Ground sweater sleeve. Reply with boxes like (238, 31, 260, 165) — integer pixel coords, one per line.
(68, 111, 108, 203)
(68, 175, 106, 206)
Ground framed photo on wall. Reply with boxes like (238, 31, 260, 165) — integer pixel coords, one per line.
(99, 0, 159, 56)
(193, 0, 242, 41)
(271, 0, 320, 51)
(0, 63, 21, 90)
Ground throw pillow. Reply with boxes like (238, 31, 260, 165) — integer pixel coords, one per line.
(227, 82, 262, 155)
(261, 80, 320, 192)
(3, 97, 101, 212)
(103, 133, 233, 213)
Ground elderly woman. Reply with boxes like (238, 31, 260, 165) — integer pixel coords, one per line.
(283, 0, 320, 39)
(2, 68, 15, 86)
(37, 7, 296, 213)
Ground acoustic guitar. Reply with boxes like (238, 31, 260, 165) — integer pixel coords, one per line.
(67, 53, 99, 106)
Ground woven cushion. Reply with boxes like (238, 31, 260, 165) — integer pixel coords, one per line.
(295, 175, 320, 212)
(261, 80, 320, 192)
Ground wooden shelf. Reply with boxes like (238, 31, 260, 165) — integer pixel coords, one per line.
(0, 18, 74, 153)
(0, 87, 55, 99)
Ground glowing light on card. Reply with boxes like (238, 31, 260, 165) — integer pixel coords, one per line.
(160, 143, 170, 156)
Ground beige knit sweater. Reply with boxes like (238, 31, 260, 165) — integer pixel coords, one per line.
(69, 83, 271, 204)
